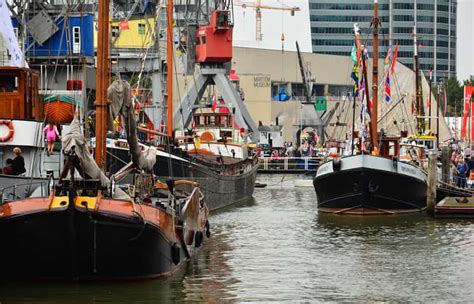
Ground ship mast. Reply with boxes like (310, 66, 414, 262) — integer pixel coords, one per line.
(167, 0, 173, 137)
(370, 0, 380, 150)
(95, 0, 110, 170)
(414, 1, 424, 135)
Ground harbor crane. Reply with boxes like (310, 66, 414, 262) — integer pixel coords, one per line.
(235, 0, 300, 41)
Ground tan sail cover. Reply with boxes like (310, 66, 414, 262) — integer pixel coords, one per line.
(62, 118, 130, 200)
(108, 79, 157, 172)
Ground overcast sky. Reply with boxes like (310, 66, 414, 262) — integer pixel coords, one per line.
(457, 0, 474, 82)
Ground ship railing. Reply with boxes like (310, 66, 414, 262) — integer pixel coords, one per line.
(258, 156, 324, 173)
(0, 179, 53, 205)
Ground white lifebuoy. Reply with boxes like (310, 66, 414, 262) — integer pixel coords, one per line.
(0, 120, 14, 142)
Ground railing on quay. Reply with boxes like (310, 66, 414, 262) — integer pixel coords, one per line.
(258, 156, 325, 173)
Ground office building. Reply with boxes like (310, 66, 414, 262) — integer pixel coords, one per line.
(309, 0, 457, 82)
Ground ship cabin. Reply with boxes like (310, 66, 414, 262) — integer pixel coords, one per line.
(378, 136, 401, 158)
(192, 112, 235, 130)
(0, 67, 42, 121)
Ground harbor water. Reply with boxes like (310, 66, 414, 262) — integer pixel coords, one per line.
(1, 174, 473, 302)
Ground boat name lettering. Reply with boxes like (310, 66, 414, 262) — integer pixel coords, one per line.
(253, 76, 271, 88)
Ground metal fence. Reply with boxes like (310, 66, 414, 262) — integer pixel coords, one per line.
(258, 157, 325, 173)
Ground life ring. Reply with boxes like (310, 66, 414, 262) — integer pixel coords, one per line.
(0, 120, 14, 142)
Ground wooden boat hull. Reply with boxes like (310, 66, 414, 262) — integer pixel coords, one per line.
(314, 155, 427, 215)
(0, 198, 193, 280)
(108, 146, 258, 211)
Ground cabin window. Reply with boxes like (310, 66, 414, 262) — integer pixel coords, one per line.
(111, 26, 120, 38)
(0, 76, 17, 92)
(201, 36, 207, 44)
(138, 24, 146, 35)
(72, 26, 81, 54)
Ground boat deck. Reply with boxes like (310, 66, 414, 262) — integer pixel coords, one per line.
(435, 196, 474, 218)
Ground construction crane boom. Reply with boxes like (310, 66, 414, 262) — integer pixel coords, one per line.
(235, 0, 300, 41)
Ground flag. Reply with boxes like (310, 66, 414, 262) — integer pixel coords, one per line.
(351, 65, 359, 97)
(0, 0, 26, 67)
(211, 95, 217, 112)
(391, 44, 398, 72)
(350, 44, 359, 96)
(118, 20, 129, 30)
(350, 44, 358, 64)
(384, 71, 391, 103)
(384, 47, 392, 65)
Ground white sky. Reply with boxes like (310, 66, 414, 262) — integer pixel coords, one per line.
(232, 0, 473, 81)
(232, 0, 312, 52)
(457, 0, 474, 82)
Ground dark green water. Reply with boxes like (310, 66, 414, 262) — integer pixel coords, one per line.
(1, 174, 473, 303)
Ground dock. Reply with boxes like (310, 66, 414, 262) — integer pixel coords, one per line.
(435, 196, 474, 218)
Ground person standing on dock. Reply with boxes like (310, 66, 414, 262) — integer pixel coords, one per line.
(456, 158, 469, 188)
(464, 146, 471, 161)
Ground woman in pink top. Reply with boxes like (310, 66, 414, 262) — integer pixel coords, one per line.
(43, 121, 60, 156)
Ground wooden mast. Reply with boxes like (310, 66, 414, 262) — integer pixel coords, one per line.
(95, 0, 110, 170)
(167, 0, 173, 137)
(414, 0, 424, 135)
(370, 0, 380, 150)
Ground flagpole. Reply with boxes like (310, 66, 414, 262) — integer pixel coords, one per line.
(437, 81, 440, 148)
(429, 70, 432, 131)
(351, 93, 356, 155)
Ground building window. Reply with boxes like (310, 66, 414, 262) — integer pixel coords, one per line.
(437, 5, 449, 12)
(437, 28, 449, 35)
(437, 52, 449, 59)
(111, 25, 120, 38)
(138, 23, 146, 35)
(417, 3, 434, 10)
(393, 3, 413, 10)
(72, 26, 81, 54)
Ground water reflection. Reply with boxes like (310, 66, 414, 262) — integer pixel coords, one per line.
(1, 175, 473, 302)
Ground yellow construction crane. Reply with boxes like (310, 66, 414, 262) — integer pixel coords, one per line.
(237, 0, 300, 41)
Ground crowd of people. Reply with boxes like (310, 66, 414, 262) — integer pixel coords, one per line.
(450, 146, 473, 189)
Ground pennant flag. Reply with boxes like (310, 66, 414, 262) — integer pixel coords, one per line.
(211, 95, 217, 112)
(384, 47, 392, 65)
(350, 44, 358, 64)
(391, 44, 398, 72)
(350, 44, 359, 96)
(351, 65, 359, 97)
(384, 71, 391, 103)
(118, 20, 129, 30)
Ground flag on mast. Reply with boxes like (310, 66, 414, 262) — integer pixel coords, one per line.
(391, 44, 398, 73)
(384, 71, 391, 103)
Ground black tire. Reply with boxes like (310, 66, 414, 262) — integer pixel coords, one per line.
(171, 243, 180, 265)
